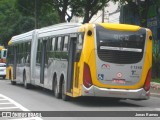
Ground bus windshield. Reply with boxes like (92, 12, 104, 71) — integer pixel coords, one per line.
(96, 25, 146, 52)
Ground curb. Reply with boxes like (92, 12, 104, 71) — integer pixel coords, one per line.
(150, 93, 160, 98)
(150, 82, 160, 98)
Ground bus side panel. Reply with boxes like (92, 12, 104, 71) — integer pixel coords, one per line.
(75, 24, 96, 97)
(140, 29, 152, 87)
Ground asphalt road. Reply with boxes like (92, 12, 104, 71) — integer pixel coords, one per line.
(0, 79, 159, 120)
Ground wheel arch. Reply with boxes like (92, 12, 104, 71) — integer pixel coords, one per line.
(52, 72, 57, 90)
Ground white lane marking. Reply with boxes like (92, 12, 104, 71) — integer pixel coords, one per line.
(11, 117, 43, 120)
(0, 99, 7, 101)
(0, 94, 29, 111)
(0, 103, 12, 104)
(0, 94, 43, 120)
(0, 107, 19, 109)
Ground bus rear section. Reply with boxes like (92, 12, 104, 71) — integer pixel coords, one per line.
(81, 23, 152, 100)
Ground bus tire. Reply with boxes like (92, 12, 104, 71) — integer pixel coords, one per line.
(62, 80, 70, 101)
(11, 80, 16, 85)
(53, 77, 60, 99)
(23, 72, 30, 89)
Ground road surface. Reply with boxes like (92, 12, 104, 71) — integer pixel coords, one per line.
(0, 79, 159, 120)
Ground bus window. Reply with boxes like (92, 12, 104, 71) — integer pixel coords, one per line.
(36, 40, 42, 64)
(27, 42, 31, 52)
(52, 38, 56, 51)
(57, 37, 61, 51)
(47, 38, 52, 51)
(63, 36, 69, 51)
(77, 34, 84, 50)
(60, 37, 65, 51)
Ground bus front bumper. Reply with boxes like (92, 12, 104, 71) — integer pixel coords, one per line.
(82, 85, 150, 100)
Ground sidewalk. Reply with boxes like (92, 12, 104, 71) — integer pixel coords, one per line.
(150, 82, 160, 98)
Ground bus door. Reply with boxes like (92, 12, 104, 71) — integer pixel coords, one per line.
(40, 40, 47, 84)
(13, 46, 17, 79)
(67, 34, 77, 93)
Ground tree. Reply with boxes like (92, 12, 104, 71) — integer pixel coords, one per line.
(52, 0, 112, 23)
(16, 0, 60, 28)
(80, 0, 110, 23)
(113, 0, 150, 27)
(0, 0, 20, 45)
(0, 0, 60, 45)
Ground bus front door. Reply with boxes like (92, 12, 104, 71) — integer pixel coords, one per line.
(67, 35, 77, 93)
(13, 46, 17, 79)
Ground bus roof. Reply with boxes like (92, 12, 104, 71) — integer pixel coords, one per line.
(9, 30, 35, 45)
(8, 23, 143, 45)
(9, 23, 82, 45)
(98, 23, 141, 31)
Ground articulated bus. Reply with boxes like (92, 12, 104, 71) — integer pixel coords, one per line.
(7, 23, 152, 100)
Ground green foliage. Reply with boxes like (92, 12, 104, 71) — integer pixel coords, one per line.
(80, 0, 110, 23)
(152, 41, 160, 78)
(0, 0, 19, 45)
(16, 0, 60, 28)
(52, 0, 111, 23)
(0, 0, 59, 46)
(152, 78, 160, 83)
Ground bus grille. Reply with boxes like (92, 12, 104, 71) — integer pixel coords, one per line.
(97, 50, 143, 64)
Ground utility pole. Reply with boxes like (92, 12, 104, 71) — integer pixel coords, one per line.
(106, 11, 109, 23)
(35, 0, 38, 29)
(102, 7, 105, 23)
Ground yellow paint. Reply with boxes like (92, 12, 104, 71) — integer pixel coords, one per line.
(8, 40, 12, 45)
(89, 27, 152, 89)
(72, 24, 96, 97)
(0, 46, 5, 50)
(72, 23, 152, 98)
(6, 66, 13, 80)
(98, 23, 141, 31)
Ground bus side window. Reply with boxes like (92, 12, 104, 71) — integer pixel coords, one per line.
(28, 42, 31, 53)
(57, 37, 61, 51)
(77, 34, 84, 50)
(60, 36, 65, 51)
(75, 34, 84, 62)
(36, 40, 42, 64)
(47, 38, 52, 51)
(54, 37, 58, 51)
(17, 44, 20, 64)
(52, 38, 56, 51)
(63, 36, 69, 51)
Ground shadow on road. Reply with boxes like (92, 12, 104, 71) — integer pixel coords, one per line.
(70, 97, 142, 107)
(8, 81, 143, 108)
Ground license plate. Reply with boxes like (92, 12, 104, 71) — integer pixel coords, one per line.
(112, 79, 125, 84)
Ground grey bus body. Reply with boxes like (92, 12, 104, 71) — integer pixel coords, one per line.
(9, 23, 82, 95)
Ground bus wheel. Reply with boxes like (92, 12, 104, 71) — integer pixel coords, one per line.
(23, 73, 30, 89)
(62, 80, 70, 101)
(53, 78, 60, 99)
(11, 80, 16, 85)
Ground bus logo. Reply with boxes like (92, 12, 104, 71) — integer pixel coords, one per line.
(117, 72, 122, 78)
(101, 64, 110, 69)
